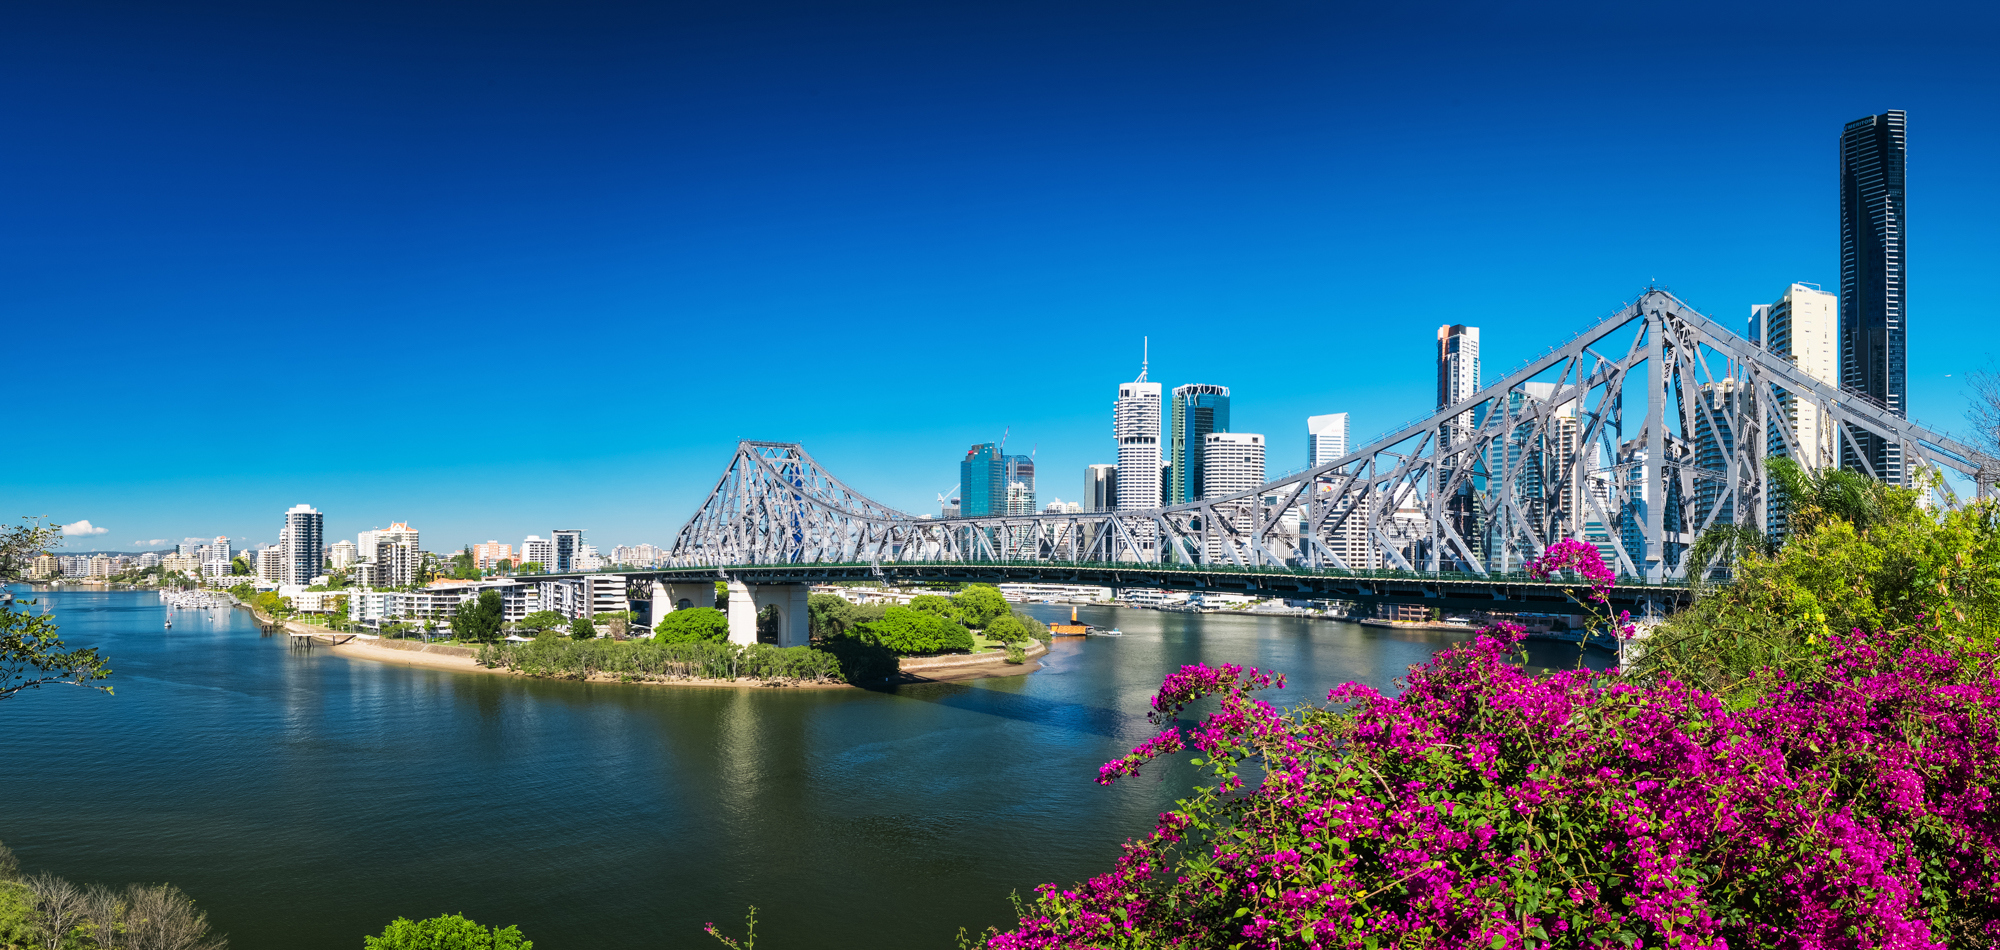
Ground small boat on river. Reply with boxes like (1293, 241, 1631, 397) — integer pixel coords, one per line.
(1049, 605, 1089, 637)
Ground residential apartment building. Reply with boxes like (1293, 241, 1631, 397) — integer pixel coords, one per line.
(1839, 109, 1909, 481)
(472, 541, 514, 570)
(283, 504, 324, 586)
(552, 530, 584, 573)
(1750, 282, 1839, 471)
(520, 536, 554, 571)
(328, 540, 358, 569)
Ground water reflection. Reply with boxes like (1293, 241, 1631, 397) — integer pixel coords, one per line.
(1, 587, 1612, 950)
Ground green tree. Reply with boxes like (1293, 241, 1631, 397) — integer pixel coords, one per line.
(860, 605, 973, 655)
(448, 591, 504, 643)
(0, 521, 112, 702)
(569, 617, 596, 641)
(230, 557, 250, 576)
(519, 561, 543, 574)
(906, 594, 963, 623)
(982, 612, 1032, 644)
(364, 913, 532, 950)
(654, 607, 729, 644)
(952, 584, 1010, 626)
(807, 594, 886, 638)
(517, 610, 565, 633)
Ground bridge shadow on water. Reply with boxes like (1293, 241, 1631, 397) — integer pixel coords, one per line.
(863, 677, 1158, 741)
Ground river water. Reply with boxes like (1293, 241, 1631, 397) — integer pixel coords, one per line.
(0, 587, 1607, 949)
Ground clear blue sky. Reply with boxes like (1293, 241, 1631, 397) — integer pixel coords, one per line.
(7, 0, 1998, 553)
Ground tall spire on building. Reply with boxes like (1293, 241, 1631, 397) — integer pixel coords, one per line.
(1137, 336, 1149, 382)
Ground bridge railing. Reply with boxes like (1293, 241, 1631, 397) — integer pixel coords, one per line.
(633, 558, 1691, 591)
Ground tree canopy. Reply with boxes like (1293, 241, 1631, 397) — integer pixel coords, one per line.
(517, 610, 564, 632)
(450, 591, 505, 643)
(807, 594, 885, 638)
(654, 607, 729, 644)
(860, 606, 973, 655)
(981, 612, 1033, 644)
(569, 617, 596, 641)
(952, 585, 1010, 626)
(364, 913, 532, 950)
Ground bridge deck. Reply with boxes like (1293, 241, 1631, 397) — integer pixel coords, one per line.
(534, 561, 1691, 613)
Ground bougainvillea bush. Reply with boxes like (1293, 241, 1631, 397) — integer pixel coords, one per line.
(983, 620, 2000, 949)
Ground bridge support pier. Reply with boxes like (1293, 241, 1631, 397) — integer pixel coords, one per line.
(725, 580, 810, 647)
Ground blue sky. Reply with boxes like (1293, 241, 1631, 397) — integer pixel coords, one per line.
(7, 0, 1998, 553)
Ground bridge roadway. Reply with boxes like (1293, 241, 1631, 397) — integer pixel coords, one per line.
(544, 561, 1693, 619)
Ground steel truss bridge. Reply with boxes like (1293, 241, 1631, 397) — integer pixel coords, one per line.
(635, 289, 1987, 612)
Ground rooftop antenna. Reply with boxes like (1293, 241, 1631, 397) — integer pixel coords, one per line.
(1138, 336, 1149, 382)
(1000, 425, 1009, 454)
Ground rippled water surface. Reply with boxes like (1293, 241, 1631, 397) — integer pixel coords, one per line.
(0, 587, 1606, 949)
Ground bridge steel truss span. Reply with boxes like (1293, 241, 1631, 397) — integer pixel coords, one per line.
(666, 290, 1991, 583)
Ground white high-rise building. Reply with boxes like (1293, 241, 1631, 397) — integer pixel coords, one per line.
(370, 522, 422, 588)
(284, 505, 324, 586)
(1113, 357, 1163, 514)
(200, 536, 231, 578)
(521, 535, 554, 571)
(259, 536, 289, 585)
(328, 539, 358, 569)
(1201, 433, 1266, 499)
(1750, 282, 1839, 470)
(1437, 325, 1481, 445)
(1306, 413, 1350, 468)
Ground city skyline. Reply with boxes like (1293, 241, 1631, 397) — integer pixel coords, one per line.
(8, 1, 1996, 548)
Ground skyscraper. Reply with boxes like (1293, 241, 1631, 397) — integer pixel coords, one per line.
(1169, 384, 1231, 504)
(1437, 325, 1481, 445)
(1114, 360, 1163, 513)
(1751, 282, 1839, 470)
(1004, 453, 1036, 515)
(1201, 433, 1266, 499)
(283, 504, 323, 585)
(1438, 325, 1482, 567)
(1306, 413, 1349, 468)
(1083, 464, 1117, 512)
(552, 529, 584, 573)
(959, 442, 1003, 517)
(1839, 109, 1908, 481)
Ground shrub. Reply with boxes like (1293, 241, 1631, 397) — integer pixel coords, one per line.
(568, 617, 595, 641)
(654, 607, 730, 644)
(477, 639, 842, 685)
(365, 913, 531, 950)
(1003, 642, 1026, 665)
(1637, 464, 2000, 694)
(861, 606, 973, 655)
(983, 621, 2000, 949)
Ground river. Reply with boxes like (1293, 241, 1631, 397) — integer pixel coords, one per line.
(0, 586, 1608, 948)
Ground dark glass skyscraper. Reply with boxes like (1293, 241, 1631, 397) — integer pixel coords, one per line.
(1169, 384, 1230, 504)
(1839, 110, 1907, 481)
(960, 443, 1003, 517)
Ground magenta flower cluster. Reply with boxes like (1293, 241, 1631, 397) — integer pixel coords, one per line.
(1526, 539, 1634, 639)
(987, 623, 2000, 948)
